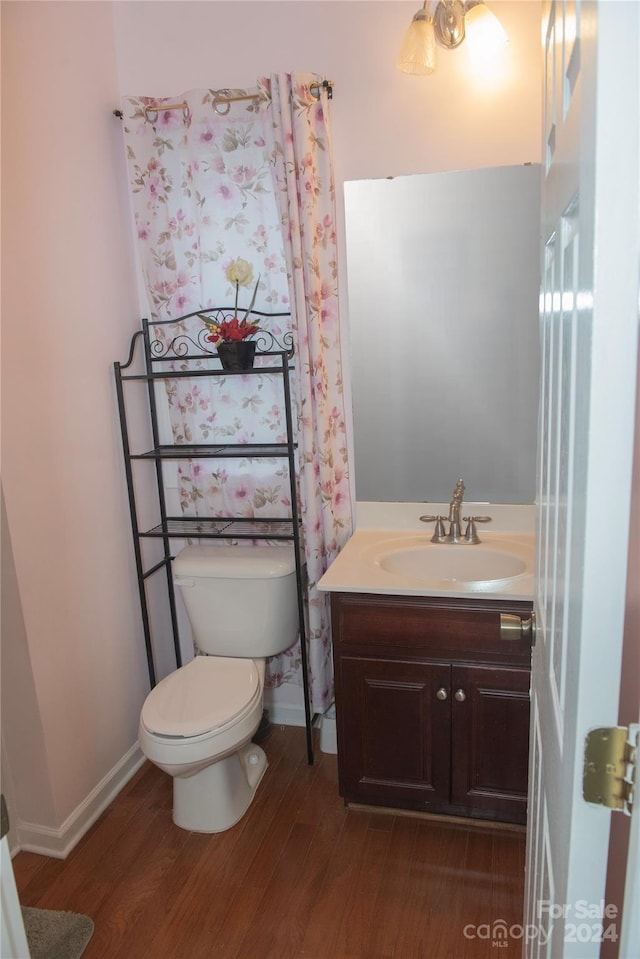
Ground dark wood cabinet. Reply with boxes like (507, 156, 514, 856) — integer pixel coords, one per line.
(450, 663, 530, 821)
(330, 592, 533, 825)
(338, 656, 451, 808)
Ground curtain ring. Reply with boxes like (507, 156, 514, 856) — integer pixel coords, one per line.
(212, 96, 231, 116)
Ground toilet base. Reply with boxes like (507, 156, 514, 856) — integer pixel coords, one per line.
(172, 743, 268, 833)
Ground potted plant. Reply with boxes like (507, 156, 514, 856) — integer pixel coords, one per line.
(201, 258, 261, 371)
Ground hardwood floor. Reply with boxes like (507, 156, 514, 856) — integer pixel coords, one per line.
(13, 726, 527, 958)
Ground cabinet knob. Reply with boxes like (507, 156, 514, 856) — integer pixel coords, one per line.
(436, 687, 448, 701)
(454, 688, 466, 703)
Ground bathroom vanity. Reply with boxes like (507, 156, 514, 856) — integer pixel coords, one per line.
(318, 501, 535, 826)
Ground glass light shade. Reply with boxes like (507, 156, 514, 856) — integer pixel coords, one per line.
(463, 2, 508, 55)
(396, 14, 437, 75)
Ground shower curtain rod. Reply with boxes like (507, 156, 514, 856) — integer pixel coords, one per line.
(112, 80, 333, 120)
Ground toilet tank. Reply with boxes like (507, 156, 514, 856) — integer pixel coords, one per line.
(172, 545, 299, 658)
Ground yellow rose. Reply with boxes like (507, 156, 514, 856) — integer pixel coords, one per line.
(226, 257, 254, 288)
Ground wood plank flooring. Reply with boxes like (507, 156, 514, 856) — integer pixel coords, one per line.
(13, 725, 527, 958)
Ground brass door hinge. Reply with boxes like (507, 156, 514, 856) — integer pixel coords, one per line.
(583, 724, 638, 815)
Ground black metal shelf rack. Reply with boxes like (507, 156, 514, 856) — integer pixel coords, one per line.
(114, 311, 316, 764)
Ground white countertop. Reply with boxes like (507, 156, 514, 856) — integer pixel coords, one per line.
(318, 501, 536, 601)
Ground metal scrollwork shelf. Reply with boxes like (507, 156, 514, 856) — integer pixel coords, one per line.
(114, 309, 316, 764)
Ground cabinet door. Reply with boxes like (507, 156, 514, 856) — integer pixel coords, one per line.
(451, 664, 530, 824)
(336, 656, 451, 809)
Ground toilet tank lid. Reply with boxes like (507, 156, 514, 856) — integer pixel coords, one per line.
(173, 544, 296, 579)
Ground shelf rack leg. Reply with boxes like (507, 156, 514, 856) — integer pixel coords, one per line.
(281, 355, 316, 765)
(114, 358, 156, 688)
(295, 564, 316, 766)
(142, 320, 183, 672)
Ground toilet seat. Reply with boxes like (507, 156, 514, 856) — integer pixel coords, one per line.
(141, 656, 260, 739)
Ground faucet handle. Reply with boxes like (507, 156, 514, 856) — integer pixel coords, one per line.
(432, 516, 448, 542)
(462, 515, 492, 544)
(419, 514, 448, 542)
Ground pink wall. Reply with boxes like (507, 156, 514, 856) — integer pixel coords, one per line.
(1, 0, 542, 844)
(1, 0, 148, 840)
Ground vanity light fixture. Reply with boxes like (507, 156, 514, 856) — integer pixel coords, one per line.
(396, 0, 508, 76)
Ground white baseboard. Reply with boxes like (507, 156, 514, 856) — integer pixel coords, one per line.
(15, 743, 145, 860)
(265, 701, 307, 728)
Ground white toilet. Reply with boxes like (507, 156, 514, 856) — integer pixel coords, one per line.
(138, 544, 299, 833)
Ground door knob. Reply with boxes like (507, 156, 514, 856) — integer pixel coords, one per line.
(500, 611, 537, 643)
(454, 689, 466, 702)
(436, 687, 448, 701)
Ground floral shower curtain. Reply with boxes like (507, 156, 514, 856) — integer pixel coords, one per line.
(120, 75, 353, 712)
(259, 75, 353, 709)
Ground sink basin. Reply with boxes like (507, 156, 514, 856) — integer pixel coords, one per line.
(316, 505, 536, 598)
(358, 534, 534, 592)
(379, 545, 527, 585)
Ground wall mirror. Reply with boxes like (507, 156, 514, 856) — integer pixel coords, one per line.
(344, 164, 542, 505)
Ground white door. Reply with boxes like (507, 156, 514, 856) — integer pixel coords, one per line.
(1, 834, 30, 958)
(525, 2, 639, 958)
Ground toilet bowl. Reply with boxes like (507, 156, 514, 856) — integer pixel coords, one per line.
(139, 657, 268, 832)
(138, 545, 298, 833)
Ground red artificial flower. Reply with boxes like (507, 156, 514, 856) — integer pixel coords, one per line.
(204, 316, 260, 343)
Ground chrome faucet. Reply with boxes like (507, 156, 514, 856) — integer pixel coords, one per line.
(419, 478, 492, 544)
(447, 478, 466, 542)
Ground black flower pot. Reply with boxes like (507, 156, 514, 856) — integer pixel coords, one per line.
(217, 340, 256, 372)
